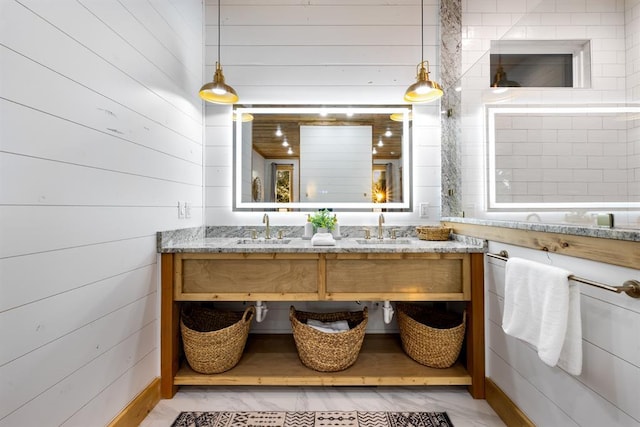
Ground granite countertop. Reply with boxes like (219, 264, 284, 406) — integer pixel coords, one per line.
(156, 217, 640, 254)
(157, 233, 486, 254)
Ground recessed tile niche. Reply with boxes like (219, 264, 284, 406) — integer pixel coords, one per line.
(490, 40, 591, 89)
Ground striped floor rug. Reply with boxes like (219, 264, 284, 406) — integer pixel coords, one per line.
(170, 411, 453, 427)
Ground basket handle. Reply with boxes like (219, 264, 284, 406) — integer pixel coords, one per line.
(243, 305, 256, 323)
(288, 305, 296, 320)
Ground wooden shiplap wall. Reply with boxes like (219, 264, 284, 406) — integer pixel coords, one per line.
(202, 0, 444, 225)
(0, 1, 203, 425)
(204, 0, 441, 105)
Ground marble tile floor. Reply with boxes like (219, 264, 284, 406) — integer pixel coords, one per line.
(140, 386, 506, 427)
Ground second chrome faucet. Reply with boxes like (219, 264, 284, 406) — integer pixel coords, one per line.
(377, 213, 385, 239)
(262, 213, 271, 239)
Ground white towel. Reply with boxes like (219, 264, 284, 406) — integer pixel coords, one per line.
(502, 257, 582, 375)
(307, 319, 350, 333)
(311, 232, 336, 246)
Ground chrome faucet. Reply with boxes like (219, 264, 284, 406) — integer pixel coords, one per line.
(262, 213, 271, 239)
(377, 213, 385, 239)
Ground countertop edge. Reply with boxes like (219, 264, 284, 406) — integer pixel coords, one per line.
(441, 217, 640, 242)
(157, 231, 487, 254)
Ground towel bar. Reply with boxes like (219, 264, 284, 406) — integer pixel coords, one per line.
(487, 250, 640, 299)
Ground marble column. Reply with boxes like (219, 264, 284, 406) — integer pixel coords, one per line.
(440, 0, 462, 217)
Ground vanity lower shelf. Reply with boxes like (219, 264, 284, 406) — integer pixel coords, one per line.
(174, 334, 471, 387)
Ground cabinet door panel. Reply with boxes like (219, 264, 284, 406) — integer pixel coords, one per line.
(325, 254, 469, 300)
(175, 254, 320, 300)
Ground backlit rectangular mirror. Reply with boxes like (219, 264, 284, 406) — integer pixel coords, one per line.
(234, 106, 412, 211)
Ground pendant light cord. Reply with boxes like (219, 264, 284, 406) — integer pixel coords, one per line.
(420, 0, 424, 65)
(217, 0, 221, 63)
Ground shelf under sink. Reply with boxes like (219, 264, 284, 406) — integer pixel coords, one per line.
(174, 334, 471, 387)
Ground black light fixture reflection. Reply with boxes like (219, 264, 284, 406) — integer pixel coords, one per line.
(199, 0, 238, 104)
(404, 0, 443, 103)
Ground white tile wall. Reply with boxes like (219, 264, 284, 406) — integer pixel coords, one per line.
(460, 0, 639, 228)
(0, 0, 203, 425)
(627, 0, 640, 202)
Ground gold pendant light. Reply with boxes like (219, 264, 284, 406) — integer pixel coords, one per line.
(199, 0, 238, 104)
(404, 0, 443, 103)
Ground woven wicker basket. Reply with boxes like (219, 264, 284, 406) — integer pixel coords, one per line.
(180, 304, 255, 374)
(289, 306, 368, 372)
(416, 226, 451, 241)
(396, 303, 465, 368)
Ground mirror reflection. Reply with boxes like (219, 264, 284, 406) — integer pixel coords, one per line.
(234, 106, 412, 210)
(487, 105, 640, 210)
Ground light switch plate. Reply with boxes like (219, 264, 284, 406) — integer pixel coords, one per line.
(177, 201, 185, 219)
(419, 203, 430, 218)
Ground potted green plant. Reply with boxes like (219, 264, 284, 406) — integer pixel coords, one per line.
(309, 209, 336, 233)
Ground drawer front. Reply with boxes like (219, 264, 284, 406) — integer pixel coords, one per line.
(325, 255, 466, 297)
(176, 255, 319, 299)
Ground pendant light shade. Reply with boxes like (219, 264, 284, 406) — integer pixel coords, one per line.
(404, 61, 443, 103)
(390, 111, 412, 121)
(199, 62, 238, 103)
(233, 111, 254, 122)
(404, 0, 443, 103)
(199, 0, 238, 104)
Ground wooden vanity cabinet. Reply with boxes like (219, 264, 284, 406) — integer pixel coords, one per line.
(161, 252, 485, 399)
